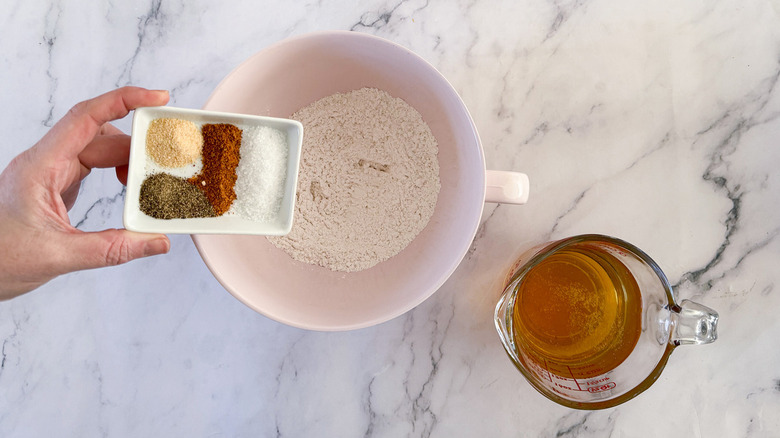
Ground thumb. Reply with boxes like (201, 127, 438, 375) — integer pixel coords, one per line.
(60, 229, 170, 271)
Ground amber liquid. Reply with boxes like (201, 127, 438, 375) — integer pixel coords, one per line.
(511, 244, 642, 379)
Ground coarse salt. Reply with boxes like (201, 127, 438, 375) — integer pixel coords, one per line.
(233, 125, 289, 222)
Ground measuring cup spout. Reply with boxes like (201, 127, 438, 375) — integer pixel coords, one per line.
(670, 299, 719, 346)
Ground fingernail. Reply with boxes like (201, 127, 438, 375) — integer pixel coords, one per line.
(151, 89, 170, 100)
(143, 237, 170, 257)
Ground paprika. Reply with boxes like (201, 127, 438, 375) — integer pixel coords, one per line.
(189, 123, 242, 215)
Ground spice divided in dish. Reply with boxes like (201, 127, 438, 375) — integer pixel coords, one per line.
(139, 117, 289, 222)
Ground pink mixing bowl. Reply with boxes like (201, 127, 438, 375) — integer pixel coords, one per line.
(193, 31, 528, 330)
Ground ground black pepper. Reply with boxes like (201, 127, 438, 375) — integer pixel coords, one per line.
(139, 173, 216, 219)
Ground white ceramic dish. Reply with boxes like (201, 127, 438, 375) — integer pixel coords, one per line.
(193, 31, 529, 331)
(123, 106, 303, 235)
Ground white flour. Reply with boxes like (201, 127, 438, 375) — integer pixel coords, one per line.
(268, 87, 440, 272)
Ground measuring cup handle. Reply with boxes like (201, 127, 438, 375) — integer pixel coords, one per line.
(485, 170, 529, 204)
(670, 299, 719, 346)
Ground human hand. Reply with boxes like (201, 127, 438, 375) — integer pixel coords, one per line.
(0, 87, 171, 300)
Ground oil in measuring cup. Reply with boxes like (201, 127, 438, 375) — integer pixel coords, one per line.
(510, 244, 642, 380)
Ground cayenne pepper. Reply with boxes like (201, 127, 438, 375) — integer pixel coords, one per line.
(189, 123, 242, 215)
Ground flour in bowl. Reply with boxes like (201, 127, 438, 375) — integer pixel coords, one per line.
(268, 87, 440, 272)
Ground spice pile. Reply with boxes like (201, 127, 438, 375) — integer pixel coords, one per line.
(188, 123, 242, 216)
(139, 117, 289, 222)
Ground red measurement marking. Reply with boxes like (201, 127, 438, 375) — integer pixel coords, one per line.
(542, 358, 553, 382)
(588, 382, 616, 393)
(567, 366, 583, 391)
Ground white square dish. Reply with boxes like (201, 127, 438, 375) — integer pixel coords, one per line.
(123, 106, 303, 235)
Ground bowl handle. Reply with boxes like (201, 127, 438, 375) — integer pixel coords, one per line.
(485, 170, 529, 204)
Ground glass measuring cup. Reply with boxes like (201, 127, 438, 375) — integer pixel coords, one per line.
(494, 234, 718, 410)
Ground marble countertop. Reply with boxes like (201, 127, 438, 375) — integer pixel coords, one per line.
(2, 0, 779, 436)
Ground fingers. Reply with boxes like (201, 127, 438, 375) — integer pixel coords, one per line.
(116, 165, 129, 185)
(78, 134, 131, 169)
(99, 122, 124, 136)
(59, 229, 170, 272)
(41, 87, 169, 159)
(80, 123, 132, 185)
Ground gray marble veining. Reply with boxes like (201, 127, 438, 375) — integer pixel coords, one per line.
(1, 0, 779, 436)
